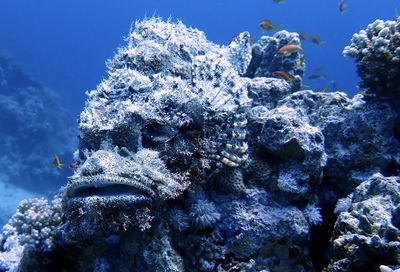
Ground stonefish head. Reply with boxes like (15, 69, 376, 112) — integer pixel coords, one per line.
(61, 18, 252, 237)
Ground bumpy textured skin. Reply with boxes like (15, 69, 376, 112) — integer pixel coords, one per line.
(0, 18, 399, 271)
(343, 19, 400, 103)
(0, 55, 74, 193)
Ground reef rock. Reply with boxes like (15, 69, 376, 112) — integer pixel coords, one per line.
(245, 30, 305, 92)
(0, 17, 399, 272)
(326, 174, 400, 272)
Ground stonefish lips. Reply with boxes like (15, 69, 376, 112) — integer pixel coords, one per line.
(66, 173, 155, 204)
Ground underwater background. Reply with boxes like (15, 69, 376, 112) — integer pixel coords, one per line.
(0, 0, 397, 224)
(1, 1, 400, 271)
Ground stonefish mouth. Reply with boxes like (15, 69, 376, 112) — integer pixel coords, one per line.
(66, 174, 156, 203)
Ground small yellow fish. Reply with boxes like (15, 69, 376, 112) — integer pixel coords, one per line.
(339, 0, 347, 14)
(315, 87, 329, 93)
(259, 19, 280, 32)
(272, 71, 295, 83)
(278, 44, 302, 57)
(300, 83, 310, 89)
(53, 154, 64, 169)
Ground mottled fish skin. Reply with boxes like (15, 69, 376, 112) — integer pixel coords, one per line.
(61, 17, 252, 238)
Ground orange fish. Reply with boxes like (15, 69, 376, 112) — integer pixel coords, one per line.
(301, 83, 310, 89)
(53, 154, 64, 169)
(315, 86, 329, 93)
(278, 44, 302, 57)
(272, 71, 295, 83)
(259, 19, 280, 32)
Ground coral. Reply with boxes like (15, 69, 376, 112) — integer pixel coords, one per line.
(333, 194, 353, 214)
(277, 91, 400, 194)
(0, 235, 24, 272)
(189, 198, 221, 229)
(140, 224, 184, 272)
(167, 208, 189, 232)
(214, 168, 246, 194)
(326, 174, 400, 272)
(93, 258, 111, 272)
(243, 154, 276, 187)
(343, 19, 400, 100)
(2, 197, 61, 252)
(1, 17, 400, 271)
(0, 197, 62, 271)
(258, 104, 327, 197)
(303, 204, 322, 226)
(246, 30, 305, 92)
(221, 189, 310, 266)
(247, 77, 291, 109)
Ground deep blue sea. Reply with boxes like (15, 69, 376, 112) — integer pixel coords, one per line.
(0, 0, 398, 223)
(0, 0, 398, 116)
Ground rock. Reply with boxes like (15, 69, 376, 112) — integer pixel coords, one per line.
(326, 174, 400, 272)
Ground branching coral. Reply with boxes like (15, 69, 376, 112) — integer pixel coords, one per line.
(343, 19, 400, 99)
(0, 197, 62, 271)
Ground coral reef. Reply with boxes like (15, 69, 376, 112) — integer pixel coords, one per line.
(0, 197, 62, 271)
(0, 17, 399, 271)
(0, 55, 75, 193)
(245, 30, 305, 92)
(343, 19, 400, 102)
(326, 174, 400, 272)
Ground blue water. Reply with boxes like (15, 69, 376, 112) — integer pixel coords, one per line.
(0, 0, 398, 117)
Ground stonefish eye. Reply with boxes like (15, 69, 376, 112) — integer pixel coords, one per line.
(141, 121, 176, 149)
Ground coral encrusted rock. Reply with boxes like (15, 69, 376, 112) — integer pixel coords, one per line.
(0, 17, 399, 272)
(326, 174, 400, 272)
